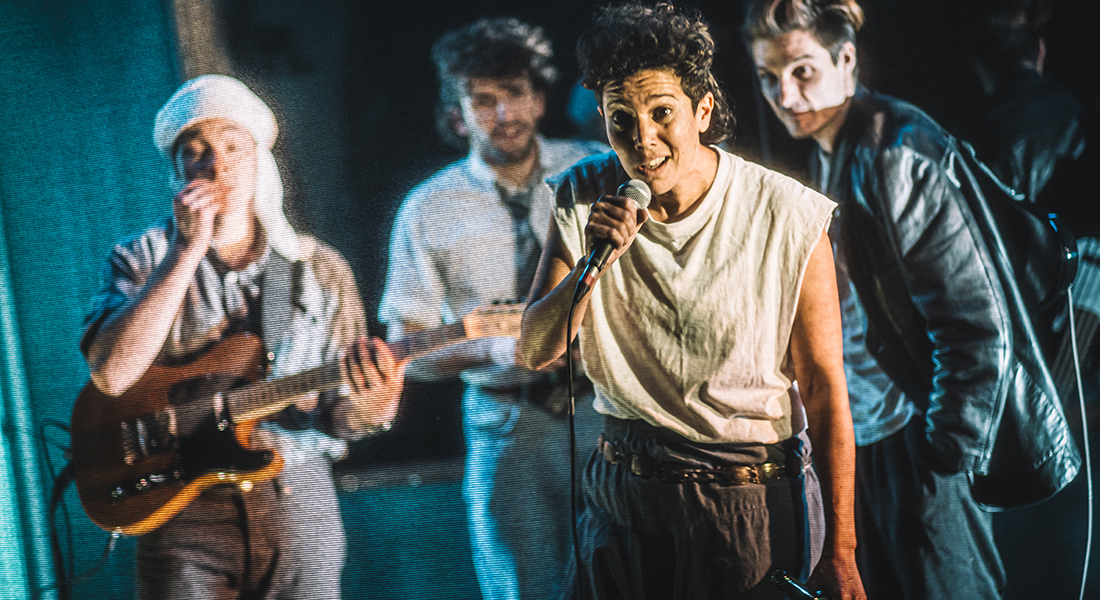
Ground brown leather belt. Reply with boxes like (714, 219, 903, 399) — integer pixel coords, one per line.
(597, 434, 787, 485)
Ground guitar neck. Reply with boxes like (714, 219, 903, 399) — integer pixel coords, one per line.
(386, 321, 467, 363)
(225, 361, 343, 423)
(222, 319, 480, 423)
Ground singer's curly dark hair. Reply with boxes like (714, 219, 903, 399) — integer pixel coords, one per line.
(431, 17, 558, 150)
(741, 0, 864, 64)
(576, 3, 733, 145)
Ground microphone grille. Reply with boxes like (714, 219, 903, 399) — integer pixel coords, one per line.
(618, 179, 652, 210)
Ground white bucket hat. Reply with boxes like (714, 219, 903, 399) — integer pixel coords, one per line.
(153, 74, 298, 260)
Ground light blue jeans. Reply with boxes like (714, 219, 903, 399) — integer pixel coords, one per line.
(462, 385, 600, 600)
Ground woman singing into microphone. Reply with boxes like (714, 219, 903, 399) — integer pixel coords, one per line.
(519, 4, 864, 599)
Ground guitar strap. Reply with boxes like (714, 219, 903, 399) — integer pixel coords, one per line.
(261, 250, 300, 357)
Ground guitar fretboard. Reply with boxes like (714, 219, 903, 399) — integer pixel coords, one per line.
(215, 307, 520, 423)
(221, 321, 475, 422)
(225, 361, 344, 423)
(386, 322, 467, 363)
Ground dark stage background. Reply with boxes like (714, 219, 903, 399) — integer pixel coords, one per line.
(1, 0, 1097, 598)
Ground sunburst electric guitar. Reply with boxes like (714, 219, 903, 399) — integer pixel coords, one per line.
(70, 303, 523, 536)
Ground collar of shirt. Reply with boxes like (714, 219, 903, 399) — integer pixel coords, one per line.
(465, 134, 551, 197)
(166, 215, 287, 276)
(209, 242, 273, 281)
(165, 216, 282, 317)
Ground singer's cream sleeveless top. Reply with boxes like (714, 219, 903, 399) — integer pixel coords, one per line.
(551, 148, 835, 444)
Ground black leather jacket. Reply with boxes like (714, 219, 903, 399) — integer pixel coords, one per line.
(972, 69, 1086, 204)
(815, 88, 1079, 509)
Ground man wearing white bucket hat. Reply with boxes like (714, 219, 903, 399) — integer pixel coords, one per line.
(80, 74, 404, 599)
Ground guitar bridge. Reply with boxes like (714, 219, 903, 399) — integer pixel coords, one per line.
(109, 468, 186, 501)
(120, 408, 178, 465)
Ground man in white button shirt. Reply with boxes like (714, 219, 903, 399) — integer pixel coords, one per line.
(378, 17, 607, 600)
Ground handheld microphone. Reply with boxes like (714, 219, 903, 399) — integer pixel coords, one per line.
(572, 179, 652, 303)
(770, 570, 830, 600)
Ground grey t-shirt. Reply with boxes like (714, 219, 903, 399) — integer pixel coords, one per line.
(818, 148, 917, 446)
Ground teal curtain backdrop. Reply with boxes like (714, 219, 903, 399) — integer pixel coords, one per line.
(1, 205, 36, 598)
(0, 2, 181, 598)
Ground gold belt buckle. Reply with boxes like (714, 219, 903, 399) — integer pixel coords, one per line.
(726, 465, 754, 485)
(719, 463, 781, 485)
(745, 465, 761, 485)
(759, 462, 777, 482)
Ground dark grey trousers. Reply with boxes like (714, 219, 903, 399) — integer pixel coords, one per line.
(136, 482, 289, 600)
(855, 418, 1006, 599)
(567, 417, 823, 600)
(136, 454, 345, 600)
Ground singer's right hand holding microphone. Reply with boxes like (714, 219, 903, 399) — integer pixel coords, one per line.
(521, 180, 651, 370)
(572, 180, 653, 303)
(582, 194, 649, 279)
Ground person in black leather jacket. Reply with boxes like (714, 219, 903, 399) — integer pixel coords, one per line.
(745, 1, 1080, 598)
(959, 0, 1086, 206)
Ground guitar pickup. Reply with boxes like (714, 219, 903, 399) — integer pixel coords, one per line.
(120, 408, 178, 465)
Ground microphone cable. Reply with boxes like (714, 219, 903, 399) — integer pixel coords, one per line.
(565, 291, 585, 599)
(1068, 285, 1094, 600)
(563, 180, 649, 599)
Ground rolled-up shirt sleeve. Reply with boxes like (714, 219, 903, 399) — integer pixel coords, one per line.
(304, 240, 374, 442)
(80, 224, 169, 357)
(377, 193, 446, 340)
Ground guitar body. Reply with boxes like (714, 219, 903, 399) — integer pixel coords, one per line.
(70, 334, 284, 536)
(69, 303, 524, 535)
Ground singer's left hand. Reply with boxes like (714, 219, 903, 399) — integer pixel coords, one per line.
(584, 194, 649, 276)
(808, 551, 866, 600)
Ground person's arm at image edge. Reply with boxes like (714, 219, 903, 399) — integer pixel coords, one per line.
(790, 231, 866, 600)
